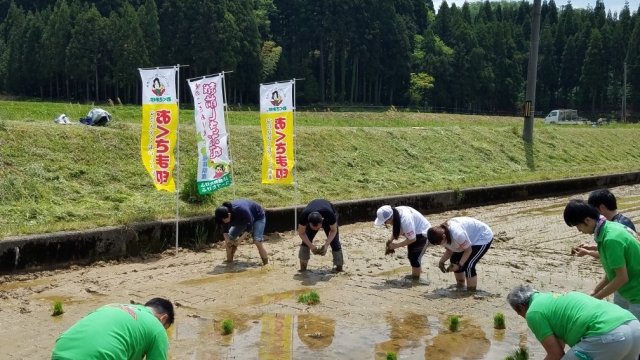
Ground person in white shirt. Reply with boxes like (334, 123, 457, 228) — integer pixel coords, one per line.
(374, 205, 432, 280)
(427, 217, 493, 292)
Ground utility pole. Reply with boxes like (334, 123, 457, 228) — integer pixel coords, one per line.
(523, 0, 543, 142)
(622, 62, 627, 123)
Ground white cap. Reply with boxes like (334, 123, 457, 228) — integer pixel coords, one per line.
(374, 205, 393, 226)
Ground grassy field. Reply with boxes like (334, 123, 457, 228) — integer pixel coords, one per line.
(1, 100, 639, 238)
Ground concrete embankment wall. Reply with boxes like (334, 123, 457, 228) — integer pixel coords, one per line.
(2, 171, 639, 273)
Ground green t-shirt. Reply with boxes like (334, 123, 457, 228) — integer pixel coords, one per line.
(526, 292, 636, 347)
(597, 221, 640, 303)
(51, 304, 169, 360)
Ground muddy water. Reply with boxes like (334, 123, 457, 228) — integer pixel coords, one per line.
(2, 184, 640, 359)
(167, 307, 526, 360)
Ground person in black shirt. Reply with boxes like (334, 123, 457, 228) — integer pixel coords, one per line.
(297, 199, 343, 272)
(215, 199, 269, 265)
(587, 188, 636, 231)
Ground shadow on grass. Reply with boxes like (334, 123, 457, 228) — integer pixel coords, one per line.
(524, 140, 535, 171)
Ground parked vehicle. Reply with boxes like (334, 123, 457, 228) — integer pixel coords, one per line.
(544, 109, 588, 124)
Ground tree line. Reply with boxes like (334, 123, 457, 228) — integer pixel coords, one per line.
(0, 0, 639, 117)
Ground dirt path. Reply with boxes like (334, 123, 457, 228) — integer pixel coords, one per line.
(2, 185, 640, 360)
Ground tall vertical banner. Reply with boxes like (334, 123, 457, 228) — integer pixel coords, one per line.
(188, 75, 232, 194)
(260, 81, 295, 184)
(139, 68, 179, 192)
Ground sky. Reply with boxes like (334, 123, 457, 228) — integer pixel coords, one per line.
(432, 0, 637, 17)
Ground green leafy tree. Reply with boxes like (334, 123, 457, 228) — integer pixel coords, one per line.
(137, 0, 160, 66)
(108, 3, 148, 101)
(1, 3, 25, 93)
(22, 10, 46, 97)
(409, 72, 434, 107)
(538, 20, 558, 109)
(65, 5, 105, 101)
(626, 13, 640, 103)
(40, 0, 73, 98)
(260, 40, 281, 81)
(580, 29, 604, 111)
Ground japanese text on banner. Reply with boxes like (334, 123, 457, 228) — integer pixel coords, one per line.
(188, 75, 231, 194)
(139, 68, 178, 192)
(259, 81, 294, 185)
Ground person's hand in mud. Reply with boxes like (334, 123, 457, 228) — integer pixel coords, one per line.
(572, 243, 599, 259)
(577, 243, 597, 251)
(438, 262, 447, 273)
(385, 240, 396, 255)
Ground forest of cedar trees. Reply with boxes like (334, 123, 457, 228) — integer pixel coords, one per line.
(0, 0, 639, 118)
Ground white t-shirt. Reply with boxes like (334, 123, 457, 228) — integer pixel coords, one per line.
(443, 217, 493, 253)
(397, 206, 431, 240)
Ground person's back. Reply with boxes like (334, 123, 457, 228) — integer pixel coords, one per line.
(448, 216, 493, 245)
(526, 291, 635, 347)
(396, 206, 431, 237)
(232, 199, 265, 221)
(612, 213, 636, 232)
(52, 304, 169, 360)
(300, 199, 335, 225)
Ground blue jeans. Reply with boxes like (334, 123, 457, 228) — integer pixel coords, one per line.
(561, 320, 640, 360)
(228, 217, 266, 242)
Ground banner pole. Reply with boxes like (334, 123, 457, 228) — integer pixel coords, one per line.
(175, 64, 180, 256)
(221, 71, 237, 200)
(292, 79, 297, 230)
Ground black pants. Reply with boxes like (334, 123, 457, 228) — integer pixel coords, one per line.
(407, 234, 428, 268)
(301, 223, 341, 251)
(450, 241, 492, 278)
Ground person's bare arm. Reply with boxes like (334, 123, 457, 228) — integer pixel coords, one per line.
(540, 334, 565, 360)
(593, 267, 628, 299)
(298, 225, 316, 252)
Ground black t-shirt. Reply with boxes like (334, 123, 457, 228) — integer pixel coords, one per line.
(613, 213, 636, 232)
(298, 199, 337, 227)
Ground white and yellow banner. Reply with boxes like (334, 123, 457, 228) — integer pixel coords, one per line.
(188, 75, 231, 194)
(260, 81, 294, 184)
(139, 67, 179, 192)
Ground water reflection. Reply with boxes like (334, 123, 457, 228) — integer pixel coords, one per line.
(167, 291, 523, 359)
(424, 316, 491, 359)
(374, 313, 429, 358)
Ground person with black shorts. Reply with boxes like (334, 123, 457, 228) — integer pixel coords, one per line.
(374, 205, 432, 281)
(298, 199, 343, 272)
(427, 217, 493, 292)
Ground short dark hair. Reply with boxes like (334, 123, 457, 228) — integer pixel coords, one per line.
(308, 211, 323, 226)
(563, 199, 600, 226)
(214, 202, 233, 224)
(588, 189, 617, 211)
(145, 298, 175, 325)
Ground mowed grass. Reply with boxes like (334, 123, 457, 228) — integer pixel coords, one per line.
(1, 100, 640, 238)
(0, 99, 539, 128)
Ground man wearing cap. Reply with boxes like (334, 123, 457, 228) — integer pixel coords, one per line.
(297, 198, 344, 272)
(374, 205, 432, 280)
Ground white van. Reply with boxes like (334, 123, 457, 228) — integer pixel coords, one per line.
(544, 109, 586, 124)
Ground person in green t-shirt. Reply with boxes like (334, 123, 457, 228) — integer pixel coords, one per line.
(51, 298, 174, 360)
(571, 191, 640, 315)
(507, 285, 640, 360)
(564, 199, 640, 319)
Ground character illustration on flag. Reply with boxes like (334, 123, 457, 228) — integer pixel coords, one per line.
(260, 81, 295, 185)
(139, 67, 179, 192)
